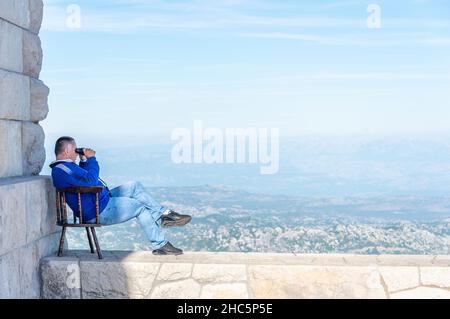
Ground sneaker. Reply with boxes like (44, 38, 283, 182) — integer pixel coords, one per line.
(161, 210, 192, 228)
(152, 242, 183, 255)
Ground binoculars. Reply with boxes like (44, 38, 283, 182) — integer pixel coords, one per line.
(75, 148, 85, 156)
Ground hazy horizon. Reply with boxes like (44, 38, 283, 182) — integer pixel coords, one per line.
(43, 133, 450, 198)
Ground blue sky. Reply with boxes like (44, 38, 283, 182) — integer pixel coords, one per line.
(40, 0, 450, 140)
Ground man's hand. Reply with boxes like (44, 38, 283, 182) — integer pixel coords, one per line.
(83, 148, 96, 159)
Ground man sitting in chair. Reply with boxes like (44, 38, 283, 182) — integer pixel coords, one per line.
(49, 136, 190, 255)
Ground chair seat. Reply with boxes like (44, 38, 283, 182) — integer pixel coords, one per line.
(57, 222, 102, 227)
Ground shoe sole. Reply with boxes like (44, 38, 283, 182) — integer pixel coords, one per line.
(152, 250, 183, 256)
(162, 216, 192, 228)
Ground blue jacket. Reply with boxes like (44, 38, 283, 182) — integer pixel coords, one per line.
(49, 157, 110, 222)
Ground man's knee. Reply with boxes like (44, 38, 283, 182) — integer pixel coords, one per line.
(134, 181, 144, 189)
(124, 180, 142, 189)
(130, 181, 146, 194)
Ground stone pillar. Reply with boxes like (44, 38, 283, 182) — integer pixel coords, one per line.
(0, 0, 48, 177)
(0, 0, 57, 298)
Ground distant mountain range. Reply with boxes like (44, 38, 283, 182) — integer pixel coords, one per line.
(65, 185, 450, 255)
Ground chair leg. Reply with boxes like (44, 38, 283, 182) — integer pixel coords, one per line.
(90, 227, 103, 259)
(86, 227, 95, 253)
(58, 226, 66, 257)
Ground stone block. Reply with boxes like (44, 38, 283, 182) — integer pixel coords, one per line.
(420, 267, 450, 288)
(30, 78, 49, 122)
(41, 178, 57, 236)
(390, 286, 450, 299)
(0, 181, 27, 255)
(378, 267, 420, 293)
(37, 232, 60, 259)
(22, 31, 42, 78)
(0, 70, 30, 121)
(25, 180, 42, 244)
(192, 264, 247, 283)
(29, 0, 43, 33)
(0, 120, 23, 178)
(24, 178, 56, 243)
(0, 19, 23, 73)
(40, 257, 81, 299)
(149, 279, 201, 299)
(0, 0, 30, 29)
(19, 240, 40, 298)
(21, 233, 60, 298)
(157, 263, 192, 281)
(80, 260, 160, 299)
(342, 254, 379, 266)
(248, 265, 386, 299)
(22, 121, 45, 175)
(310, 254, 347, 266)
(432, 255, 450, 267)
(0, 249, 21, 298)
(376, 255, 434, 266)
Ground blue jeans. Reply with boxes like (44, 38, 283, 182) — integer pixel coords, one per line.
(87, 181, 168, 249)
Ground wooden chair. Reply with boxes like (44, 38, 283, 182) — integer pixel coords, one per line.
(56, 186, 104, 259)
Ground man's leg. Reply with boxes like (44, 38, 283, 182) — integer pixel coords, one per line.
(97, 196, 167, 249)
(109, 181, 167, 226)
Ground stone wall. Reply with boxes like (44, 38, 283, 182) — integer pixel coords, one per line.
(0, 176, 59, 298)
(0, 0, 58, 298)
(0, 0, 48, 178)
(41, 251, 450, 299)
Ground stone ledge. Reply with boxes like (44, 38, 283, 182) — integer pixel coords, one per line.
(0, 174, 59, 299)
(40, 250, 450, 299)
(0, 174, 51, 185)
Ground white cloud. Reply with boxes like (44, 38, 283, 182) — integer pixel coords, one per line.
(238, 31, 450, 46)
(422, 37, 450, 45)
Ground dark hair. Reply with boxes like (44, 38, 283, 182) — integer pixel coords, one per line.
(54, 136, 75, 156)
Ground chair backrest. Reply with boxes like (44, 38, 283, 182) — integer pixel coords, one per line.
(55, 186, 104, 225)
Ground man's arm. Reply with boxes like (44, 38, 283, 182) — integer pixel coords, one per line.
(79, 157, 88, 169)
(78, 148, 96, 170)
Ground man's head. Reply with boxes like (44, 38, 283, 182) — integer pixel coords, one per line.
(54, 136, 78, 162)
